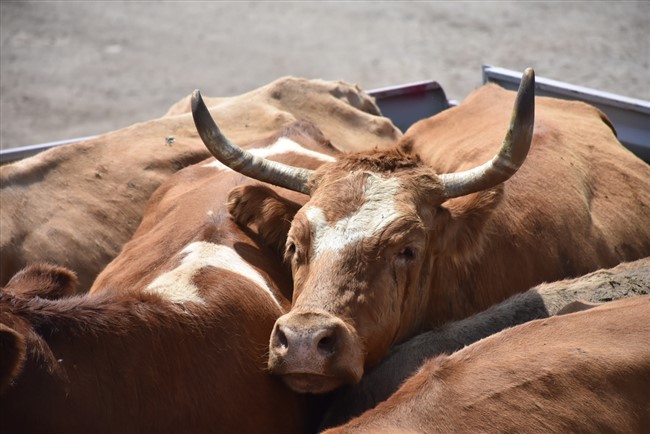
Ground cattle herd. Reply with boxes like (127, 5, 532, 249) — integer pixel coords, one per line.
(1, 69, 649, 433)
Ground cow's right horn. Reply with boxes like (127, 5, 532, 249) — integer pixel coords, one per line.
(191, 90, 314, 195)
(438, 68, 535, 200)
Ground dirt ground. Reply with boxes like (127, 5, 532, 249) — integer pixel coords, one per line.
(1, 2, 648, 149)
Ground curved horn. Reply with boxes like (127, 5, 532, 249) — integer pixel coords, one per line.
(191, 90, 314, 194)
(438, 68, 535, 200)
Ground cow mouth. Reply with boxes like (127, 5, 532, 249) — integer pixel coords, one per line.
(282, 373, 345, 394)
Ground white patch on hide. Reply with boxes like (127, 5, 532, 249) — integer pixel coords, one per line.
(306, 174, 403, 259)
(145, 241, 280, 307)
(204, 137, 335, 170)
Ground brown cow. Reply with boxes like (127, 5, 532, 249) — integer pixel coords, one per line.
(1, 115, 380, 433)
(191, 68, 650, 393)
(322, 294, 650, 434)
(321, 257, 650, 428)
(1, 77, 399, 291)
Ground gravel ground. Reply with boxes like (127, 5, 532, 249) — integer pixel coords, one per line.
(1, 1, 648, 149)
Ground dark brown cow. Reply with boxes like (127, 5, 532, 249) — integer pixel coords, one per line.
(321, 257, 650, 428)
(191, 68, 650, 393)
(322, 294, 650, 434)
(0, 263, 305, 434)
(1, 77, 399, 291)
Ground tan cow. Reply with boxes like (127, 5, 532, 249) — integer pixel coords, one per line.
(323, 294, 650, 434)
(192, 68, 650, 393)
(321, 257, 650, 428)
(0, 77, 399, 291)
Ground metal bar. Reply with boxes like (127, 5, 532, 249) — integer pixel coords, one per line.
(368, 80, 450, 133)
(1, 135, 98, 165)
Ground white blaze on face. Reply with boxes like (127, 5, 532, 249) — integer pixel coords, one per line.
(204, 137, 335, 171)
(306, 174, 403, 259)
(145, 241, 281, 307)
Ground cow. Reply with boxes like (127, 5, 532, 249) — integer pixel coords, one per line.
(0, 263, 307, 434)
(1, 117, 346, 433)
(190, 68, 650, 394)
(321, 294, 650, 434)
(1, 77, 399, 291)
(321, 257, 650, 428)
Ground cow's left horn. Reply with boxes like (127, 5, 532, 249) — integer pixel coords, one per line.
(438, 68, 535, 200)
(191, 90, 314, 194)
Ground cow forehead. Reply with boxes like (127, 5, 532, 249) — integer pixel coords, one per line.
(145, 241, 280, 307)
(305, 174, 404, 259)
(203, 136, 335, 171)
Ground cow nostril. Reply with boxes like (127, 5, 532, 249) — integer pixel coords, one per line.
(317, 334, 336, 355)
(276, 329, 288, 349)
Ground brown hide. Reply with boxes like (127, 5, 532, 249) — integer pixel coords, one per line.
(1, 77, 399, 291)
(324, 295, 650, 434)
(320, 257, 650, 428)
(0, 118, 206, 293)
(0, 264, 305, 434)
(226, 82, 650, 393)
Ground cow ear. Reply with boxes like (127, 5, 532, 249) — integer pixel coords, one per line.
(228, 184, 303, 256)
(431, 187, 503, 257)
(4, 264, 79, 299)
(0, 323, 27, 394)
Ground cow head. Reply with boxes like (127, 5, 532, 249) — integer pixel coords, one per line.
(191, 69, 535, 393)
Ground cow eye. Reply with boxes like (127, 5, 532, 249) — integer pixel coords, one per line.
(286, 241, 296, 257)
(397, 246, 416, 261)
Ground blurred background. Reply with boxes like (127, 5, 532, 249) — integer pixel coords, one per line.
(1, 1, 648, 149)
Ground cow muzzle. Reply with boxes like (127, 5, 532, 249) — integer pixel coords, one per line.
(268, 311, 364, 394)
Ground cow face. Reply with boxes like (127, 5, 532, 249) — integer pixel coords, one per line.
(191, 68, 535, 393)
(267, 159, 443, 393)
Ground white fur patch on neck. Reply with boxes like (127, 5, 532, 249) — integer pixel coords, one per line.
(145, 241, 280, 307)
(204, 137, 335, 170)
(306, 174, 403, 259)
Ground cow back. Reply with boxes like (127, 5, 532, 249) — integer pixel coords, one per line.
(325, 295, 650, 433)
